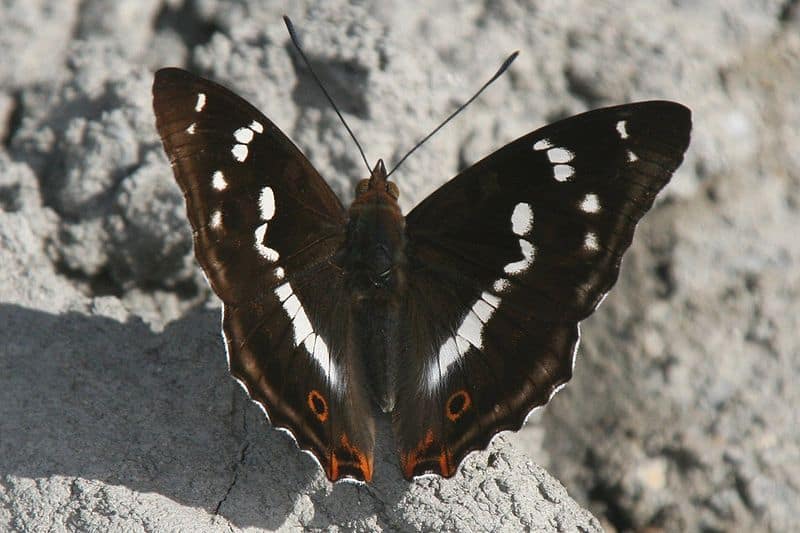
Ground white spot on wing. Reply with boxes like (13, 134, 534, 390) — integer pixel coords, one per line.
(212, 170, 227, 191)
(584, 232, 600, 251)
(547, 147, 574, 164)
(259, 187, 276, 220)
(291, 301, 314, 342)
(305, 335, 317, 356)
(428, 288, 506, 390)
(283, 294, 301, 319)
(254, 222, 267, 246)
(504, 239, 536, 274)
(457, 310, 484, 350)
(553, 164, 574, 182)
(580, 193, 600, 213)
(274, 266, 285, 280)
(481, 291, 501, 308)
(232, 144, 248, 162)
(274, 280, 339, 384)
(249, 120, 264, 133)
(455, 336, 469, 354)
(511, 202, 533, 236)
(311, 335, 334, 381)
(210, 210, 222, 229)
(275, 281, 292, 301)
(195, 93, 206, 112)
(254, 223, 280, 261)
(616, 120, 629, 139)
(253, 187, 278, 260)
(234, 127, 254, 144)
(472, 299, 495, 323)
(428, 337, 460, 389)
(260, 246, 280, 262)
(493, 278, 510, 293)
(186, 123, 196, 134)
(533, 138, 553, 151)
(627, 149, 638, 162)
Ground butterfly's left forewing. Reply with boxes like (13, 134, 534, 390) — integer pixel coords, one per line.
(153, 68, 375, 482)
(395, 101, 691, 478)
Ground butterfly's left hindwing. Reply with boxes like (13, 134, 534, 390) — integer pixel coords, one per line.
(395, 101, 691, 478)
(153, 68, 375, 482)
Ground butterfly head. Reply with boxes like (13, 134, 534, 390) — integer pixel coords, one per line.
(355, 159, 399, 202)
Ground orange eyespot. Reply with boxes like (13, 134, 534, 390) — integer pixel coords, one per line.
(386, 181, 399, 199)
(307, 390, 329, 422)
(446, 390, 472, 421)
(355, 179, 370, 196)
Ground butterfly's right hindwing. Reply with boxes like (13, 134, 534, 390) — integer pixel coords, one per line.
(153, 68, 375, 482)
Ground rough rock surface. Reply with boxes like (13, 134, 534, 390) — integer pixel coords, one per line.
(1, 1, 797, 531)
(517, 7, 800, 533)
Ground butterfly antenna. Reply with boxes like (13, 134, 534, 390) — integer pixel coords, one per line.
(283, 16, 372, 174)
(386, 51, 519, 178)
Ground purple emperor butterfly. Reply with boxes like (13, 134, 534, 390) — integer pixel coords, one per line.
(153, 24, 690, 483)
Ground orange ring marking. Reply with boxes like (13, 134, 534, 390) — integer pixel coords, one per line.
(445, 390, 472, 421)
(307, 389, 329, 422)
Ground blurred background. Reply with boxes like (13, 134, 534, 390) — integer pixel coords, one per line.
(1, 1, 797, 531)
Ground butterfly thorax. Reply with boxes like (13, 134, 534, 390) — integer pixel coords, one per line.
(340, 160, 406, 299)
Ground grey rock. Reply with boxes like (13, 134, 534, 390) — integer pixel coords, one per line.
(0, 0, 79, 87)
(76, 0, 163, 59)
(2, 0, 798, 531)
(522, 14, 800, 533)
(10, 38, 177, 291)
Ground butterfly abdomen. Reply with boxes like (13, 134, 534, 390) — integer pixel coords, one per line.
(336, 160, 407, 412)
(344, 221, 404, 413)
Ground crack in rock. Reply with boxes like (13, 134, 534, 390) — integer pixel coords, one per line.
(214, 441, 250, 517)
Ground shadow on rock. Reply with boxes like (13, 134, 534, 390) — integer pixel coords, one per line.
(0, 304, 408, 529)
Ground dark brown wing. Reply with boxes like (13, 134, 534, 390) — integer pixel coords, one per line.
(153, 68, 374, 482)
(395, 101, 691, 478)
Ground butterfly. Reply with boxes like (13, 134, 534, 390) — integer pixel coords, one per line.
(153, 39, 690, 483)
